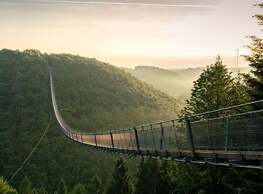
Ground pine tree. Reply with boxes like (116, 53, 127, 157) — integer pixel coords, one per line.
(230, 74, 250, 105)
(173, 163, 204, 194)
(158, 161, 177, 194)
(244, 4, 263, 101)
(19, 176, 33, 194)
(70, 183, 87, 194)
(184, 56, 248, 117)
(135, 159, 161, 194)
(88, 175, 104, 194)
(38, 187, 48, 194)
(56, 178, 68, 194)
(106, 157, 133, 194)
(32, 188, 39, 194)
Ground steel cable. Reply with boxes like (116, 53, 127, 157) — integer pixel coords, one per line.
(8, 116, 52, 183)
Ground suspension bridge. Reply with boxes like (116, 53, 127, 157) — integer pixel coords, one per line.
(50, 69, 263, 170)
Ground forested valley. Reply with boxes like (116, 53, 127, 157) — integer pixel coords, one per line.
(1, 2, 263, 194)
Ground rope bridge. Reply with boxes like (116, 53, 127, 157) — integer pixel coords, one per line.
(50, 69, 263, 170)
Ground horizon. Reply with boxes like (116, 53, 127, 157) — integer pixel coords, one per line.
(0, 0, 261, 68)
(123, 64, 251, 70)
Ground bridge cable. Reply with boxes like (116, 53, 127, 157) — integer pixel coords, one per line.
(116, 153, 134, 169)
(8, 115, 52, 183)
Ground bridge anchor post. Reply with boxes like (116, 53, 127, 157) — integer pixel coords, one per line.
(224, 117, 229, 152)
(110, 132, 115, 149)
(160, 123, 164, 150)
(185, 117, 196, 158)
(134, 127, 141, 153)
(94, 134, 97, 147)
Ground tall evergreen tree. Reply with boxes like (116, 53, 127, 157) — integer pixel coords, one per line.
(70, 183, 87, 194)
(158, 161, 177, 194)
(184, 56, 248, 117)
(244, 3, 263, 101)
(38, 187, 48, 194)
(87, 175, 104, 194)
(56, 178, 68, 194)
(32, 188, 39, 194)
(135, 159, 161, 194)
(106, 157, 133, 194)
(19, 176, 33, 194)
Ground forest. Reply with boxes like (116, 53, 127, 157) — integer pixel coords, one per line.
(1, 2, 263, 194)
(0, 47, 179, 193)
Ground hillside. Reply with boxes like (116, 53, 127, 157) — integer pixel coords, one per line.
(124, 66, 250, 102)
(49, 54, 179, 131)
(0, 49, 179, 192)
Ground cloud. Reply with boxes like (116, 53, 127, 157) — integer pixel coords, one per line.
(0, 0, 220, 26)
(4, 0, 217, 8)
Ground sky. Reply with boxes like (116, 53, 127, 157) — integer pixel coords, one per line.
(0, 0, 262, 68)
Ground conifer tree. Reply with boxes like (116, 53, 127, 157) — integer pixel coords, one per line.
(244, 3, 263, 101)
(184, 56, 248, 117)
(71, 183, 87, 194)
(88, 175, 104, 194)
(56, 178, 68, 194)
(38, 187, 48, 194)
(32, 188, 39, 194)
(135, 159, 161, 194)
(106, 157, 133, 194)
(19, 176, 33, 194)
(158, 161, 177, 194)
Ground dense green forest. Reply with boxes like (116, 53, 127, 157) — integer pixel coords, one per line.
(49, 53, 179, 131)
(0, 49, 179, 193)
(1, 49, 263, 194)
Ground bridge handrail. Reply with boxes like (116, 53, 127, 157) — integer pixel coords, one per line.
(191, 99, 263, 118)
(191, 109, 263, 124)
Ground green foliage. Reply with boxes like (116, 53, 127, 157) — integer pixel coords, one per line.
(184, 56, 249, 117)
(38, 187, 48, 194)
(106, 157, 133, 194)
(19, 177, 33, 194)
(70, 183, 86, 194)
(244, 36, 263, 101)
(32, 188, 39, 194)
(56, 179, 68, 194)
(158, 161, 177, 194)
(136, 159, 161, 194)
(244, 5, 263, 101)
(0, 177, 19, 194)
(49, 54, 179, 131)
(136, 159, 263, 194)
(87, 175, 103, 194)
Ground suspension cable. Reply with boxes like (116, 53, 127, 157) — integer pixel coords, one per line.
(192, 99, 263, 117)
(8, 116, 52, 183)
(116, 153, 134, 169)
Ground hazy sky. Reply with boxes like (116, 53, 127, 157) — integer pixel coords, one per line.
(0, 0, 262, 68)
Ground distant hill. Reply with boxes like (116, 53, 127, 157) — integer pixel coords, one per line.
(124, 65, 250, 102)
(0, 49, 179, 192)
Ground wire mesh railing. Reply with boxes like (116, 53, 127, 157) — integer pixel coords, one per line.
(49, 69, 263, 168)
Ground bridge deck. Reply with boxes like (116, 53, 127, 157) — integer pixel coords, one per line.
(49, 68, 263, 169)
